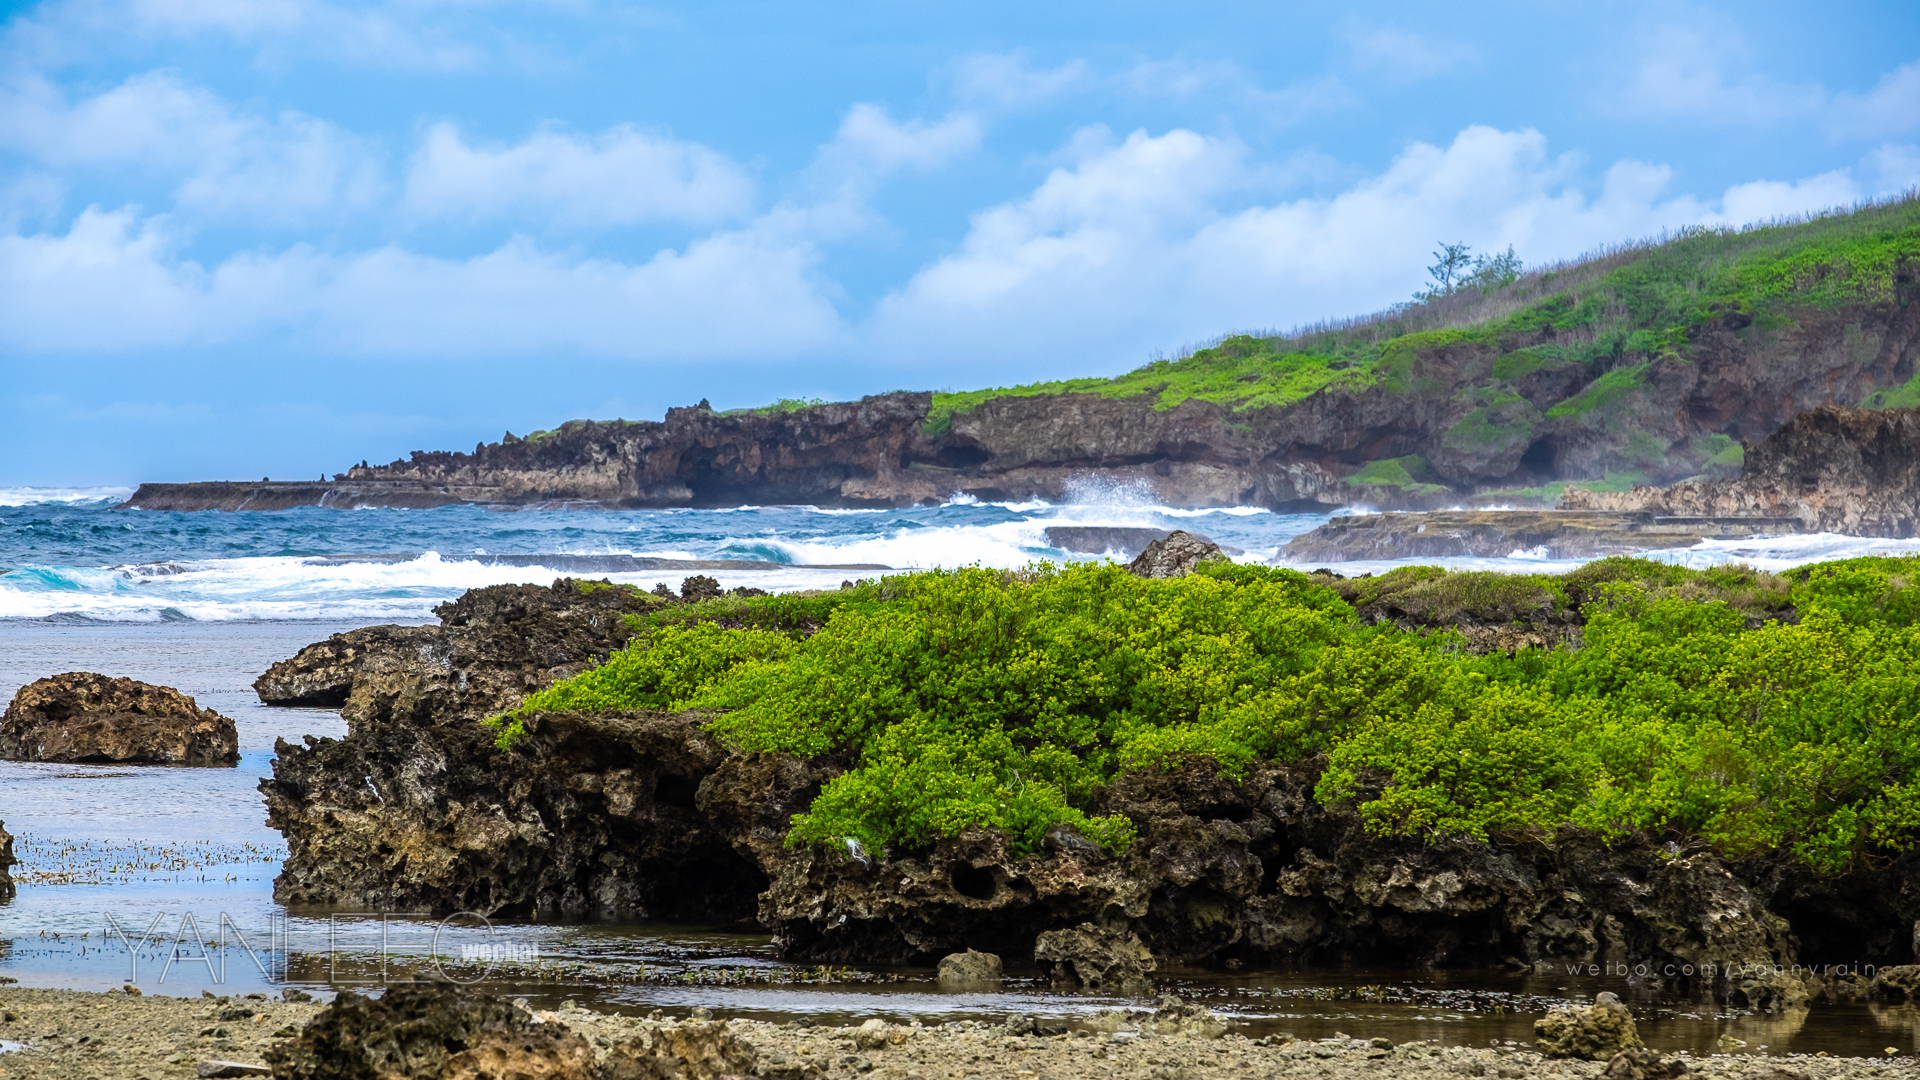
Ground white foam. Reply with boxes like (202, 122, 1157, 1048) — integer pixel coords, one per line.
(0, 486, 133, 507)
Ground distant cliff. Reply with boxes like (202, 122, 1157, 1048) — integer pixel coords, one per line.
(1563, 404, 1920, 535)
(125, 197, 1920, 513)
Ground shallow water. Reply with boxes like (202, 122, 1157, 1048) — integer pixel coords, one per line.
(7, 494, 1920, 1055)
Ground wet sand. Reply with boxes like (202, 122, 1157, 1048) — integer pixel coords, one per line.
(3, 986, 1917, 1080)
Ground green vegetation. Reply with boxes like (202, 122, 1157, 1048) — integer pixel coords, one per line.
(924, 335, 1369, 437)
(1349, 455, 1446, 495)
(919, 194, 1919, 438)
(495, 553, 1920, 874)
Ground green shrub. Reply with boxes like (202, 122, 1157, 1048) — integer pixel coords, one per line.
(497, 554, 1920, 873)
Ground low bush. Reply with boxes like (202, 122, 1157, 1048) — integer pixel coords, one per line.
(494, 555, 1920, 872)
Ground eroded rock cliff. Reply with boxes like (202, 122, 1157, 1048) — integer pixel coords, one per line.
(257, 580, 1917, 1006)
(1562, 405, 1920, 535)
(123, 256, 1920, 514)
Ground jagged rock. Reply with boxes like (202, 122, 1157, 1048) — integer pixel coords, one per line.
(264, 983, 595, 1080)
(600, 1021, 758, 1079)
(1281, 509, 1792, 563)
(1127, 531, 1226, 578)
(1871, 964, 1920, 1000)
(253, 624, 445, 708)
(1602, 1048, 1690, 1080)
(1033, 923, 1156, 993)
(1563, 405, 1920, 536)
(0, 819, 14, 902)
(679, 575, 723, 603)
(1535, 996, 1643, 1060)
(255, 578, 662, 735)
(0, 673, 238, 765)
(935, 949, 1003, 986)
(256, 584, 1878, 994)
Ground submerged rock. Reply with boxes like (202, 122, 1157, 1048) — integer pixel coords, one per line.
(266, 983, 595, 1080)
(1535, 995, 1643, 1060)
(1034, 923, 1156, 994)
(0, 672, 238, 765)
(1127, 531, 1226, 578)
(935, 949, 1003, 986)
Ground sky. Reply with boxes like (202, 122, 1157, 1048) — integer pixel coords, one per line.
(1, 1, 1917, 485)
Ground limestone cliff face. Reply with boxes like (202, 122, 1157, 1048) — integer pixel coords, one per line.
(122, 282, 1920, 512)
(1562, 405, 1920, 535)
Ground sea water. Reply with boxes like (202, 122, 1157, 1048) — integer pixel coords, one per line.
(7, 487, 1920, 1052)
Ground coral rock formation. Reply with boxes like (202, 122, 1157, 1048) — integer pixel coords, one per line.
(0, 673, 238, 765)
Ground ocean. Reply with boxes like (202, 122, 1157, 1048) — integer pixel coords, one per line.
(5, 486, 1920, 1051)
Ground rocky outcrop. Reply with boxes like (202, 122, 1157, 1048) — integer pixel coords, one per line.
(1033, 924, 1156, 993)
(1282, 509, 1803, 562)
(267, 983, 597, 1080)
(1535, 995, 1643, 1060)
(262, 580, 1915, 1003)
(255, 579, 662, 735)
(934, 949, 1002, 986)
(1127, 531, 1227, 577)
(0, 819, 14, 903)
(0, 673, 238, 765)
(1562, 406, 1920, 535)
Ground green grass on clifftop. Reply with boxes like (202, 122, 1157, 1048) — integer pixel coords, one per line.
(496, 554, 1920, 874)
(920, 194, 1920, 435)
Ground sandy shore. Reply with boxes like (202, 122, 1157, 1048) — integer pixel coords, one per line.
(2, 986, 1915, 1079)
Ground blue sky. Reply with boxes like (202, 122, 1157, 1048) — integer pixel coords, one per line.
(1, 0, 1917, 484)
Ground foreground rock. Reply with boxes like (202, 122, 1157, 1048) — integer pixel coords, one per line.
(1282, 509, 1800, 562)
(1127, 530, 1227, 577)
(0, 817, 14, 902)
(934, 949, 1002, 986)
(1535, 995, 1643, 1060)
(1034, 924, 1156, 993)
(1563, 405, 1920, 535)
(262, 580, 1903, 1007)
(4, 986, 1916, 1080)
(267, 983, 598, 1080)
(0, 673, 238, 766)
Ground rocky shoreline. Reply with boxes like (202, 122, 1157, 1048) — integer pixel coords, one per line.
(250, 567, 1920, 1014)
(2, 984, 1919, 1080)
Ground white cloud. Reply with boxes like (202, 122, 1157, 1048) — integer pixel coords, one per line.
(1718, 171, 1860, 224)
(864, 125, 1872, 369)
(1829, 61, 1920, 139)
(1610, 22, 1824, 124)
(0, 205, 844, 357)
(1612, 23, 1919, 141)
(818, 103, 981, 178)
(1866, 143, 1920, 194)
(0, 72, 382, 223)
(404, 121, 756, 228)
(951, 52, 1088, 109)
(1122, 59, 1355, 124)
(1341, 26, 1478, 81)
(16, 0, 492, 71)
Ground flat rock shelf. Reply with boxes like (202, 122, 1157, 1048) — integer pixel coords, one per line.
(1281, 510, 1804, 562)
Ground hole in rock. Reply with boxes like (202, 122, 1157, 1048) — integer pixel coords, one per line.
(1518, 438, 1557, 478)
(950, 864, 998, 901)
(653, 772, 700, 810)
(934, 445, 990, 469)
